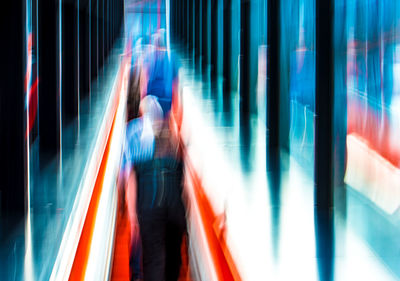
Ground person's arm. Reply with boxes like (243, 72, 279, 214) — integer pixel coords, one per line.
(116, 167, 127, 216)
(125, 166, 139, 247)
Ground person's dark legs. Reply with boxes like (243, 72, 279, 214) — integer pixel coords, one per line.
(130, 234, 143, 280)
(139, 209, 167, 281)
(165, 203, 186, 281)
(165, 223, 185, 281)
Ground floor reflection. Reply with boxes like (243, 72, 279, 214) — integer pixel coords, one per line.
(267, 146, 282, 262)
(315, 209, 335, 281)
(180, 49, 400, 280)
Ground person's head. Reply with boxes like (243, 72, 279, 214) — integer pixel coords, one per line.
(139, 95, 164, 136)
(157, 29, 166, 47)
(153, 29, 166, 49)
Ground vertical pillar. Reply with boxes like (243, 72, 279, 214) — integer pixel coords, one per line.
(201, 0, 208, 70)
(91, 0, 98, 82)
(267, 0, 280, 149)
(240, 0, 250, 115)
(175, 1, 182, 42)
(315, 0, 335, 270)
(113, 0, 116, 44)
(315, 0, 334, 209)
(104, 0, 109, 57)
(223, 0, 232, 94)
(187, 0, 190, 47)
(62, 2, 79, 121)
(116, 0, 119, 39)
(111, 0, 114, 45)
(182, 0, 186, 41)
(79, 3, 91, 100)
(195, 0, 200, 61)
(189, 0, 193, 52)
(0, 1, 27, 218)
(121, 0, 124, 39)
(184, 0, 187, 45)
(177, 0, 180, 41)
(38, 0, 61, 154)
(210, 0, 218, 79)
(108, 0, 112, 50)
(99, 0, 104, 69)
(110, 0, 112, 47)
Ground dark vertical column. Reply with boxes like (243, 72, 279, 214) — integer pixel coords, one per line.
(91, 0, 98, 81)
(62, 2, 79, 122)
(201, 0, 208, 71)
(315, 0, 335, 272)
(223, 0, 232, 94)
(195, 0, 200, 61)
(183, 0, 187, 45)
(111, 0, 114, 45)
(315, 0, 334, 209)
(38, 0, 61, 154)
(182, 0, 185, 40)
(114, 0, 116, 42)
(175, 0, 178, 40)
(181, 0, 185, 41)
(177, 0, 180, 41)
(113, 0, 116, 44)
(109, 0, 112, 49)
(120, 0, 124, 36)
(97, 0, 100, 73)
(108, 0, 110, 53)
(116, 0, 121, 39)
(104, 0, 109, 57)
(210, 0, 218, 80)
(107, 0, 110, 51)
(315, 2, 337, 274)
(265, 0, 282, 259)
(107, 0, 110, 54)
(267, 0, 281, 149)
(89, 0, 92, 90)
(182, 0, 185, 41)
(79, 3, 91, 99)
(180, 0, 183, 43)
(187, 0, 190, 47)
(115, 0, 118, 40)
(0, 1, 27, 219)
(109, 0, 112, 47)
(189, 0, 193, 52)
(99, 0, 104, 69)
(175, 1, 182, 42)
(110, 0, 115, 46)
(240, 0, 250, 115)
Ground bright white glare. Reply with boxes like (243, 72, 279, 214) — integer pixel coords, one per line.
(50, 58, 122, 281)
(180, 65, 399, 281)
(345, 134, 400, 214)
(181, 80, 270, 280)
(84, 61, 130, 281)
(24, 212, 35, 281)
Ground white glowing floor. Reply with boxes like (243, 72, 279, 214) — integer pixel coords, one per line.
(179, 60, 400, 281)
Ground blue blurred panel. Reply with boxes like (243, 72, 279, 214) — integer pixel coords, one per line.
(282, 0, 316, 166)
